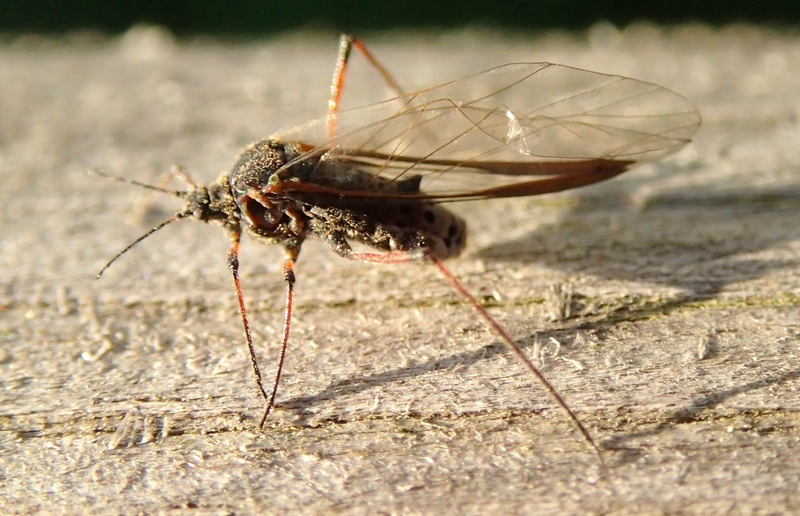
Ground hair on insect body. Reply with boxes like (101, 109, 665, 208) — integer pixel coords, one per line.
(92, 34, 700, 463)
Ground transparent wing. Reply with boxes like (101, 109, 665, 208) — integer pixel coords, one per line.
(270, 62, 701, 200)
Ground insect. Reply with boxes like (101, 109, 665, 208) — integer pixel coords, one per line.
(93, 35, 700, 460)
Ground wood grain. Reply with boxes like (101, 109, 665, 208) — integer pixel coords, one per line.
(1, 25, 799, 513)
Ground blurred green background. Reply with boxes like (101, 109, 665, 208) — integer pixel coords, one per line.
(2, 0, 798, 35)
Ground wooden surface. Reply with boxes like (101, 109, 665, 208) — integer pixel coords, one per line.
(1, 25, 800, 513)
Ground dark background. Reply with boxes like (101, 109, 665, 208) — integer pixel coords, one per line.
(2, 0, 798, 35)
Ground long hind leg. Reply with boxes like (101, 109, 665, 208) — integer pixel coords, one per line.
(326, 34, 407, 138)
(322, 231, 603, 462)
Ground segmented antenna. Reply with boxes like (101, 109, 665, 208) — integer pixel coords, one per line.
(95, 212, 190, 278)
(87, 169, 186, 198)
(88, 169, 190, 278)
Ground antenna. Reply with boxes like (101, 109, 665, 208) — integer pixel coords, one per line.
(87, 169, 186, 198)
(96, 212, 189, 278)
(88, 169, 191, 278)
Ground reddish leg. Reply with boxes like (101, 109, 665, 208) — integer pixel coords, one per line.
(329, 236, 601, 459)
(429, 256, 603, 464)
(227, 232, 270, 422)
(324, 234, 601, 460)
(324, 232, 426, 264)
(229, 230, 299, 429)
(259, 251, 297, 428)
(228, 234, 300, 429)
(345, 249, 427, 264)
(326, 34, 407, 138)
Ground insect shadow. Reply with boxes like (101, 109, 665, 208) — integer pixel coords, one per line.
(476, 187, 800, 454)
(476, 189, 800, 312)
